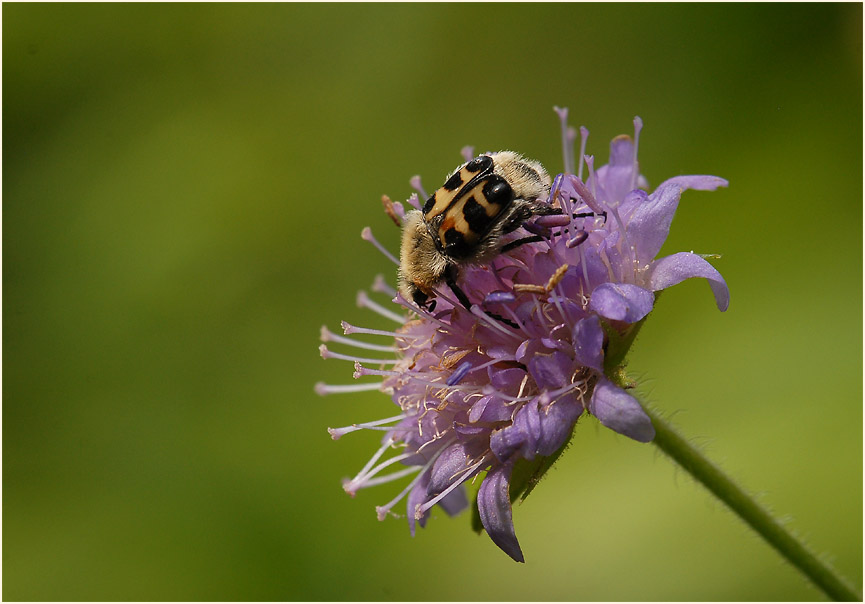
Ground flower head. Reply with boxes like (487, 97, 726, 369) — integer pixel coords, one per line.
(319, 108, 729, 562)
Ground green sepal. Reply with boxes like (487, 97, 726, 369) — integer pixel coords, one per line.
(510, 423, 577, 504)
(470, 480, 484, 534)
(601, 292, 659, 376)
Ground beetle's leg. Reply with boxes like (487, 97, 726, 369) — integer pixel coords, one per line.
(444, 266, 518, 329)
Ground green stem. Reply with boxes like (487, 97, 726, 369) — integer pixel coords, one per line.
(645, 406, 861, 601)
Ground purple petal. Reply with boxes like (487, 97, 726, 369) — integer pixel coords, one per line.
(589, 378, 655, 442)
(477, 463, 524, 562)
(536, 394, 583, 456)
(490, 398, 541, 462)
(528, 350, 573, 390)
(597, 135, 637, 204)
(469, 395, 512, 423)
(438, 485, 469, 517)
(428, 443, 468, 496)
(626, 182, 684, 263)
(589, 283, 654, 323)
(648, 252, 730, 312)
(627, 176, 728, 263)
(407, 469, 431, 536)
(489, 367, 525, 393)
(573, 315, 604, 372)
(655, 174, 728, 192)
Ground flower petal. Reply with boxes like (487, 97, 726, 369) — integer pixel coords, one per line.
(626, 182, 684, 263)
(477, 463, 524, 562)
(428, 443, 468, 496)
(407, 469, 431, 537)
(438, 485, 469, 517)
(648, 252, 730, 312)
(627, 176, 728, 263)
(573, 315, 604, 373)
(536, 394, 583, 456)
(590, 378, 655, 442)
(528, 350, 573, 390)
(596, 135, 637, 204)
(589, 283, 654, 323)
(655, 174, 728, 192)
(490, 399, 541, 462)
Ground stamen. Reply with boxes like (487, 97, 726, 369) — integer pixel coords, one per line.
(356, 465, 420, 489)
(416, 455, 488, 518)
(566, 230, 588, 248)
(381, 195, 404, 226)
(352, 436, 396, 480)
(585, 155, 599, 203)
(631, 116, 643, 191)
(376, 470, 426, 521)
(342, 321, 418, 339)
(447, 361, 473, 386)
(409, 176, 427, 200)
(361, 227, 399, 266)
(347, 451, 416, 492)
(354, 362, 400, 379)
(569, 174, 604, 216)
(328, 414, 406, 440)
(513, 283, 546, 295)
(578, 245, 591, 295)
(470, 306, 521, 340)
(319, 344, 398, 365)
(320, 326, 396, 352)
(372, 274, 397, 297)
(375, 441, 452, 520)
(553, 106, 575, 175)
(315, 381, 383, 396)
(461, 146, 475, 162)
(356, 290, 406, 323)
(578, 126, 589, 181)
(406, 193, 422, 211)
(393, 293, 454, 331)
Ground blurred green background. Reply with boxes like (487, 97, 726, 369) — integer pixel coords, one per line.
(4, 3, 861, 601)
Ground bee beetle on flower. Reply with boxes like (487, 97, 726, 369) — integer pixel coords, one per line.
(398, 151, 559, 313)
(319, 107, 729, 563)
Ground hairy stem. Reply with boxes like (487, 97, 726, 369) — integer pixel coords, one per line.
(644, 405, 861, 601)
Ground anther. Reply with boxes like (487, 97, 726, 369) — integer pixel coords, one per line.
(446, 361, 473, 386)
(566, 230, 588, 248)
(381, 195, 404, 226)
(484, 291, 516, 304)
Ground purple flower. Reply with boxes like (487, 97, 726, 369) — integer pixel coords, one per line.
(319, 108, 728, 562)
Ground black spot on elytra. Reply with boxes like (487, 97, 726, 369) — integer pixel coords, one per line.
(463, 196, 491, 234)
(483, 175, 513, 205)
(422, 193, 436, 214)
(466, 155, 492, 173)
(442, 171, 463, 191)
(443, 228, 471, 258)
